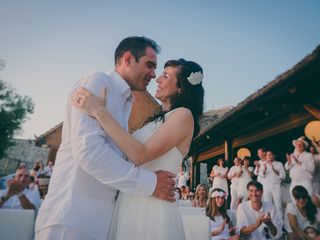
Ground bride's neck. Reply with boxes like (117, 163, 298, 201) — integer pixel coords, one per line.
(162, 102, 171, 111)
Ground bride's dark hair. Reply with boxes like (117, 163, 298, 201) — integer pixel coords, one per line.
(147, 58, 204, 138)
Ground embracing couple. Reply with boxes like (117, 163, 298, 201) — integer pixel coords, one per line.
(35, 36, 205, 240)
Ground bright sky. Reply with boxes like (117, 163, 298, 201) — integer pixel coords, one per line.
(1, 0, 319, 139)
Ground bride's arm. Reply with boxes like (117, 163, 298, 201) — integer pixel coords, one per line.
(72, 87, 194, 166)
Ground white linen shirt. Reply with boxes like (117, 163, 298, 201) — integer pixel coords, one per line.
(254, 160, 267, 185)
(236, 200, 283, 240)
(35, 71, 157, 240)
(260, 161, 285, 187)
(227, 166, 242, 185)
(0, 188, 41, 209)
(285, 151, 315, 182)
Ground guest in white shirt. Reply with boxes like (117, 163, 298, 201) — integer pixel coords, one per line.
(285, 185, 319, 240)
(236, 181, 283, 239)
(0, 167, 41, 210)
(206, 188, 238, 240)
(228, 157, 242, 210)
(254, 148, 267, 188)
(285, 136, 315, 202)
(43, 161, 54, 177)
(176, 166, 189, 188)
(261, 150, 286, 220)
(35, 36, 175, 240)
(310, 140, 320, 195)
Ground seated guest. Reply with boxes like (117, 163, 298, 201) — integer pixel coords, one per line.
(304, 226, 320, 240)
(206, 188, 238, 240)
(0, 167, 41, 209)
(38, 177, 50, 200)
(192, 183, 208, 208)
(285, 185, 320, 240)
(236, 181, 283, 239)
(179, 186, 192, 207)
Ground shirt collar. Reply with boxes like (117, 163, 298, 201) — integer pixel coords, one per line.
(249, 200, 265, 213)
(109, 70, 134, 102)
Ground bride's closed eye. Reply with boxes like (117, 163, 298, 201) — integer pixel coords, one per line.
(162, 72, 169, 78)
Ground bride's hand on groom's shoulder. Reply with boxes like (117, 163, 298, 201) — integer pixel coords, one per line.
(70, 87, 107, 117)
(153, 171, 176, 202)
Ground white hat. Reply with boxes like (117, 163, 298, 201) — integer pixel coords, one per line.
(292, 136, 309, 148)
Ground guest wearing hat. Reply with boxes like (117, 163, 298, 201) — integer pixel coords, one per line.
(38, 177, 50, 200)
(285, 136, 315, 202)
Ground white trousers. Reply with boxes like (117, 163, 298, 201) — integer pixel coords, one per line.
(230, 184, 238, 210)
(35, 225, 94, 240)
(263, 185, 283, 220)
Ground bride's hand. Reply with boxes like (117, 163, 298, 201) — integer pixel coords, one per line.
(71, 87, 107, 117)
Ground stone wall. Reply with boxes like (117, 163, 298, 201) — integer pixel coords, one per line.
(0, 139, 49, 177)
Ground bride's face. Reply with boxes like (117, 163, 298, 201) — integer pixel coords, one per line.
(155, 66, 181, 106)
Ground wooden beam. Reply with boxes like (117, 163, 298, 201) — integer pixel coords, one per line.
(304, 104, 320, 119)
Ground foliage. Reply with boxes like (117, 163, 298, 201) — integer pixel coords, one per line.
(0, 79, 34, 159)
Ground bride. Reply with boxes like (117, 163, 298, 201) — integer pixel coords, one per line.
(71, 58, 204, 240)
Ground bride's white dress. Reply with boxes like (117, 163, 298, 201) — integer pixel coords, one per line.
(108, 110, 186, 240)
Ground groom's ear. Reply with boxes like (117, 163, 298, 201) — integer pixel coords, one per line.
(123, 52, 134, 66)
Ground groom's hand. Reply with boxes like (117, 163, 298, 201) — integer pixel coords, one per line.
(153, 171, 176, 202)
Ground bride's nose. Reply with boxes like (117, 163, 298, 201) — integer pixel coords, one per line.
(156, 77, 161, 84)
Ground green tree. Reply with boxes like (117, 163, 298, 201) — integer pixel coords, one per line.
(0, 60, 34, 159)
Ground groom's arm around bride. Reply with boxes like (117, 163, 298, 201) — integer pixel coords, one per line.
(35, 36, 175, 240)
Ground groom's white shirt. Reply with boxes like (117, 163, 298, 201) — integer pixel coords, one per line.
(35, 71, 157, 239)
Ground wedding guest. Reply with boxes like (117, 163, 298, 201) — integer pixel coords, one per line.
(185, 186, 192, 199)
(180, 185, 189, 200)
(210, 158, 229, 196)
(228, 157, 242, 210)
(0, 167, 41, 210)
(236, 181, 283, 240)
(206, 188, 238, 240)
(174, 187, 182, 201)
(237, 156, 253, 206)
(38, 177, 50, 200)
(30, 160, 40, 177)
(285, 185, 319, 240)
(254, 148, 267, 185)
(304, 226, 320, 240)
(285, 136, 315, 201)
(312, 193, 320, 208)
(262, 150, 286, 220)
(310, 139, 320, 195)
(192, 184, 208, 208)
(176, 166, 189, 188)
(179, 186, 192, 207)
(43, 161, 54, 177)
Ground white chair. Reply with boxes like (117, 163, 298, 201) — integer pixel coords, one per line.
(0, 209, 35, 240)
(180, 207, 211, 240)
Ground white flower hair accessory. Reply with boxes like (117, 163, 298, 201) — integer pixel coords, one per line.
(210, 190, 227, 199)
(187, 71, 203, 85)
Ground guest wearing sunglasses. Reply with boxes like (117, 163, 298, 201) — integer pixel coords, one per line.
(285, 185, 320, 240)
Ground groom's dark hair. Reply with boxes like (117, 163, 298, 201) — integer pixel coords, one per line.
(114, 36, 160, 65)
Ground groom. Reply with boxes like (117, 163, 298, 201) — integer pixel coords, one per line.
(35, 36, 176, 240)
